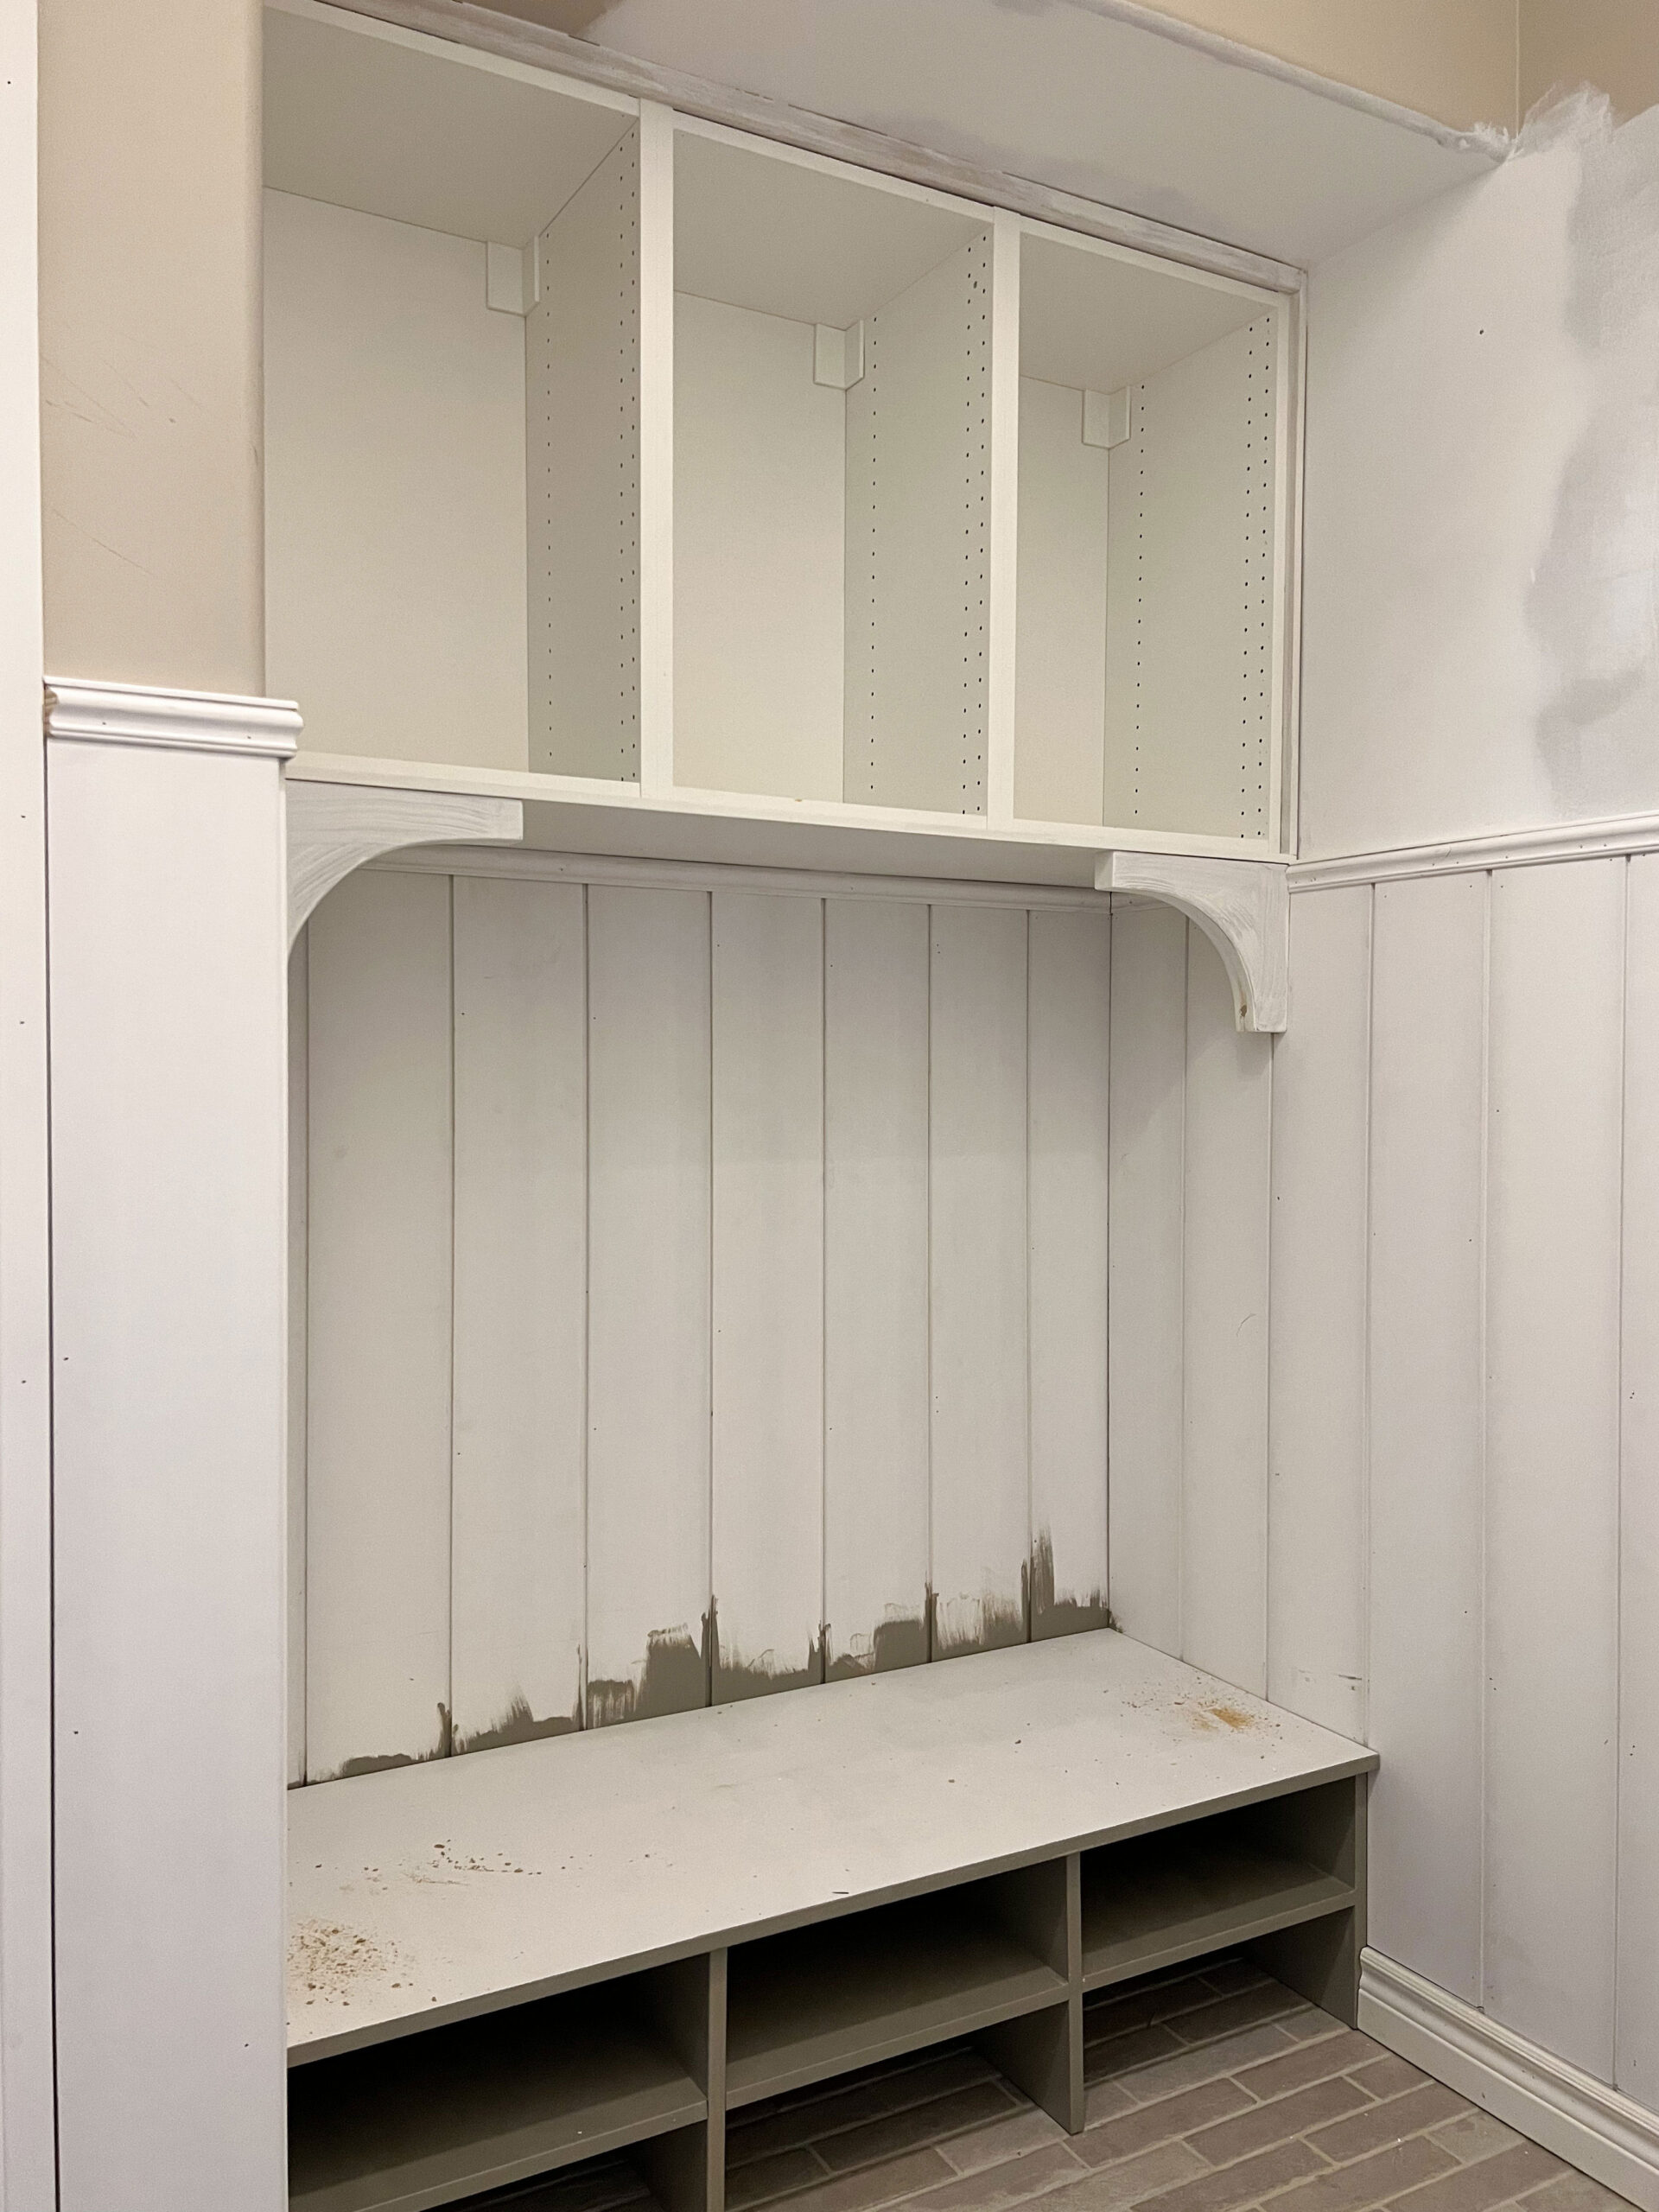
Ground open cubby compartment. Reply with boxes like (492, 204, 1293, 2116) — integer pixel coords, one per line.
(724, 1864, 1071, 2112)
(1080, 1776, 1361, 1995)
(287, 1954, 718, 2212)
(1013, 220, 1291, 845)
(672, 120, 996, 816)
(263, 0, 645, 782)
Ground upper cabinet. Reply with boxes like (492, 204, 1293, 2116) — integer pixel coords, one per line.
(263, 0, 1300, 861)
(673, 125, 995, 817)
(1014, 229, 1289, 848)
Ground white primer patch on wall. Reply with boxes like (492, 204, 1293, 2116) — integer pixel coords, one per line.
(1302, 94, 1659, 856)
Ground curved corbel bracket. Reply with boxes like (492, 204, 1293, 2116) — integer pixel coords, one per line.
(288, 780, 524, 946)
(1097, 851, 1288, 1033)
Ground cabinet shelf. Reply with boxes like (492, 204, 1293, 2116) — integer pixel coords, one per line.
(288, 1982, 705, 2212)
(726, 1888, 1068, 2107)
(1081, 1830, 1352, 1991)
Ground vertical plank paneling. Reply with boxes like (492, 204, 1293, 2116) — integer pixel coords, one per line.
(930, 904, 1029, 1655)
(1028, 909, 1111, 1636)
(1106, 905, 1186, 1656)
(1485, 858, 1623, 2075)
(305, 869, 454, 1779)
(287, 936, 308, 1789)
(1267, 887, 1370, 1737)
(451, 877, 587, 1751)
(1183, 927, 1272, 1694)
(1368, 870, 1488, 2005)
(710, 891, 824, 1700)
(1618, 854, 1659, 2107)
(586, 885, 712, 1723)
(823, 899, 931, 1675)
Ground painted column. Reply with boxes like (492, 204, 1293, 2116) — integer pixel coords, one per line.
(45, 680, 297, 2212)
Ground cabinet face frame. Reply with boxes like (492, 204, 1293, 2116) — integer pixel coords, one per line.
(263, 0, 1306, 861)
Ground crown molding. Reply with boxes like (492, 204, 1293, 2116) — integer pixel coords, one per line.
(43, 679, 302, 761)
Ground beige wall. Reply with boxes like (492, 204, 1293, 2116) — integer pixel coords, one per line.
(1521, 0, 1659, 123)
(1138, 1, 1518, 134)
(1142, 0, 1659, 132)
(37, 0, 264, 695)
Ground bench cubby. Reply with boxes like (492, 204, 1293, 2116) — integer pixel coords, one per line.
(286, 1634, 1374, 2212)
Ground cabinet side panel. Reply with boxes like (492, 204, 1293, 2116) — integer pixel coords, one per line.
(846, 235, 990, 816)
(1107, 906, 1186, 1656)
(823, 898, 931, 1675)
(930, 903, 1029, 1654)
(529, 130, 640, 780)
(1014, 378, 1109, 827)
(675, 296, 845, 801)
(451, 877, 588, 1752)
(587, 886, 712, 1721)
(1028, 909, 1111, 1637)
(1181, 928, 1271, 1695)
(1103, 315, 1276, 841)
(306, 870, 454, 1779)
(710, 890, 825, 1700)
(1484, 859, 1622, 2076)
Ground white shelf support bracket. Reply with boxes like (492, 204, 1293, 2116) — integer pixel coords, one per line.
(1098, 850, 1289, 1033)
(287, 780, 524, 946)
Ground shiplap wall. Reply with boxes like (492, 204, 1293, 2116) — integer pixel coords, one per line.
(289, 861, 1119, 1787)
(1224, 855, 1654, 2115)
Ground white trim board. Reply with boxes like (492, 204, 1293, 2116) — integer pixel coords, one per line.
(368, 842, 1116, 912)
(1291, 812, 1659, 891)
(1359, 1950, 1659, 2212)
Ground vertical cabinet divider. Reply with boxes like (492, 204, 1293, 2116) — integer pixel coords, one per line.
(637, 98, 677, 796)
(985, 208, 1021, 828)
(975, 1853, 1085, 2133)
(637, 1948, 728, 2212)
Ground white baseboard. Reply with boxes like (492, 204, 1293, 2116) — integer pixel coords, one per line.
(1359, 1949, 1659, 2212)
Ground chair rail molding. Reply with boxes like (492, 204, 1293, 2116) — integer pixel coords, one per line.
(287, 781, 524, 945)
(43, 677, 303, 760)
(1097, 850, 1289, 1033)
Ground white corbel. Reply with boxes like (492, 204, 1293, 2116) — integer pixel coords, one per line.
(1097, 851, 1288, 1033)
(287, 780, 524, 945)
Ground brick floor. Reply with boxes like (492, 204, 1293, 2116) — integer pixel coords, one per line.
(460, 1955, 1639, 2212)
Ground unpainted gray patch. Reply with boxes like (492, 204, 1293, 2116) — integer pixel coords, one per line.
(1029, 1529, 1113, 1641)
(587, 1611, 714, 1728)
(329, 1702, 452, 1782)
(454, 1694, 582, 1757)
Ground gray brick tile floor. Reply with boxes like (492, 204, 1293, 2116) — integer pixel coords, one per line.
(461, 1955, 1637, 2212)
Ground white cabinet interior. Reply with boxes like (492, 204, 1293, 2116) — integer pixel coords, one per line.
(262, 0, 1300, 861)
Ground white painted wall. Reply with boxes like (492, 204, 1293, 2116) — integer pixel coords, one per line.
(1103, 94, 1659, 2143)
(1300, 102, 1659, 855)
(264, 189, 530, 770)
